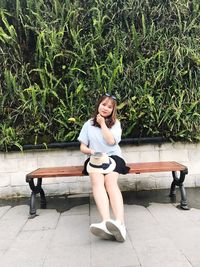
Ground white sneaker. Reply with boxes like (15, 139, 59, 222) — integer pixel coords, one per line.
(90, 221, 114, 240)
(106, 219, 126, 242)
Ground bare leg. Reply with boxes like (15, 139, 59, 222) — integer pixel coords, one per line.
(104, 172, 124, 223)
(90, 172, 110, 221)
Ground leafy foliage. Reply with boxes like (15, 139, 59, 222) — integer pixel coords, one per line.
(0, 0, 199, 151)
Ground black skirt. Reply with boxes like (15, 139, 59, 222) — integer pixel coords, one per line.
(82, 155, 130, 175)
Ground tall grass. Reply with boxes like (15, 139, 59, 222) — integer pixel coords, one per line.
(0, 0, 199, 151)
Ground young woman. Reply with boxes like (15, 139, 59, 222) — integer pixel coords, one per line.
(78, 94, 130, 242)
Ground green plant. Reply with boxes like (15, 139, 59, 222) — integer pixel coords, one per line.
(0, 0, 199, 151)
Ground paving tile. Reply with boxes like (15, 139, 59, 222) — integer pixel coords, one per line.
(91, 237, 140, 267)
(1, 205, 29, 219)
(43, 245, 90, 267)
(0, 229, 54, 267)
(0, 205, 29, 250)
(0, 206, 11, 218)
(131, 236, 191, 267)
(145, 203, 197, 266)
(23, 209, 60, 231)
(181, 207, 200, 226)
(44, 211, 91, 267)
(49, 213, 90, 246)
(164, 226, 200, 265)
(126, 204, 192, 267)
(125, 204, 160, 228)
(62, 203, 89, 216)
(147, 203, 195, 230)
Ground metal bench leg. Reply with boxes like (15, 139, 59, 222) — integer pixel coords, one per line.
(29, 191, 37, 218)
(179, 184, 188, 209)
(28, 178, 47, 218)
(40, 188, 47, 209)
(169, 180, 176, 197)
(169, 170, 189, 210)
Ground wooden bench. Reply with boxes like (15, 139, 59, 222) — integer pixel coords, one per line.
(26, 161, 189, 218)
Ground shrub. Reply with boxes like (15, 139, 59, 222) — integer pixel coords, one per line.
(0, 0, 199, 151)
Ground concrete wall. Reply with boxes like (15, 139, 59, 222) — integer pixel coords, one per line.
(0, 142, 199, 198)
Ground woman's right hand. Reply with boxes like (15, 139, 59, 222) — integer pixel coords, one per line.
(96, 114, 105, 127)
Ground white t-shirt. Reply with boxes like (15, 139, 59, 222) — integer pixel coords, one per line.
(77, 119, 122, 157)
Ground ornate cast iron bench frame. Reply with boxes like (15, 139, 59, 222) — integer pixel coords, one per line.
(26, 161, 189, 218)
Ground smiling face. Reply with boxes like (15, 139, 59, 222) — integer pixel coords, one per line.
(93, 95, 117, 128)
(98, 97, 114, 118)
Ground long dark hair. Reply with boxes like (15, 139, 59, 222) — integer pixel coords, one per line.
(92, 95, 117, 128)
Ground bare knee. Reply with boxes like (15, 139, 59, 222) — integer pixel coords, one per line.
(104, 173, 119, 192)
(90, 173, 105, 189)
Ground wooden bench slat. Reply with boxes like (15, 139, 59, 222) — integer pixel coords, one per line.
(26, 166, 84, 179)
(127, 161, 187, 174)
(26, 161, 187, 181)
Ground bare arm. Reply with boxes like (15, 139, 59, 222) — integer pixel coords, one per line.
(96, 114, 116, 145)
(80, 143, 95, 155)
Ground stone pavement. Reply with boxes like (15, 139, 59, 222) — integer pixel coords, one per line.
(1, 197, 200, 267)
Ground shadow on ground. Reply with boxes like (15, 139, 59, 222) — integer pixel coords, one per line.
(1, 187, 200, 212)
(0, 194, 90, 213)
(123, 187, 200, 210)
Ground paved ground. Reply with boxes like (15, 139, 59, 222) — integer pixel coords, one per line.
(1, 190, 200, 267)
